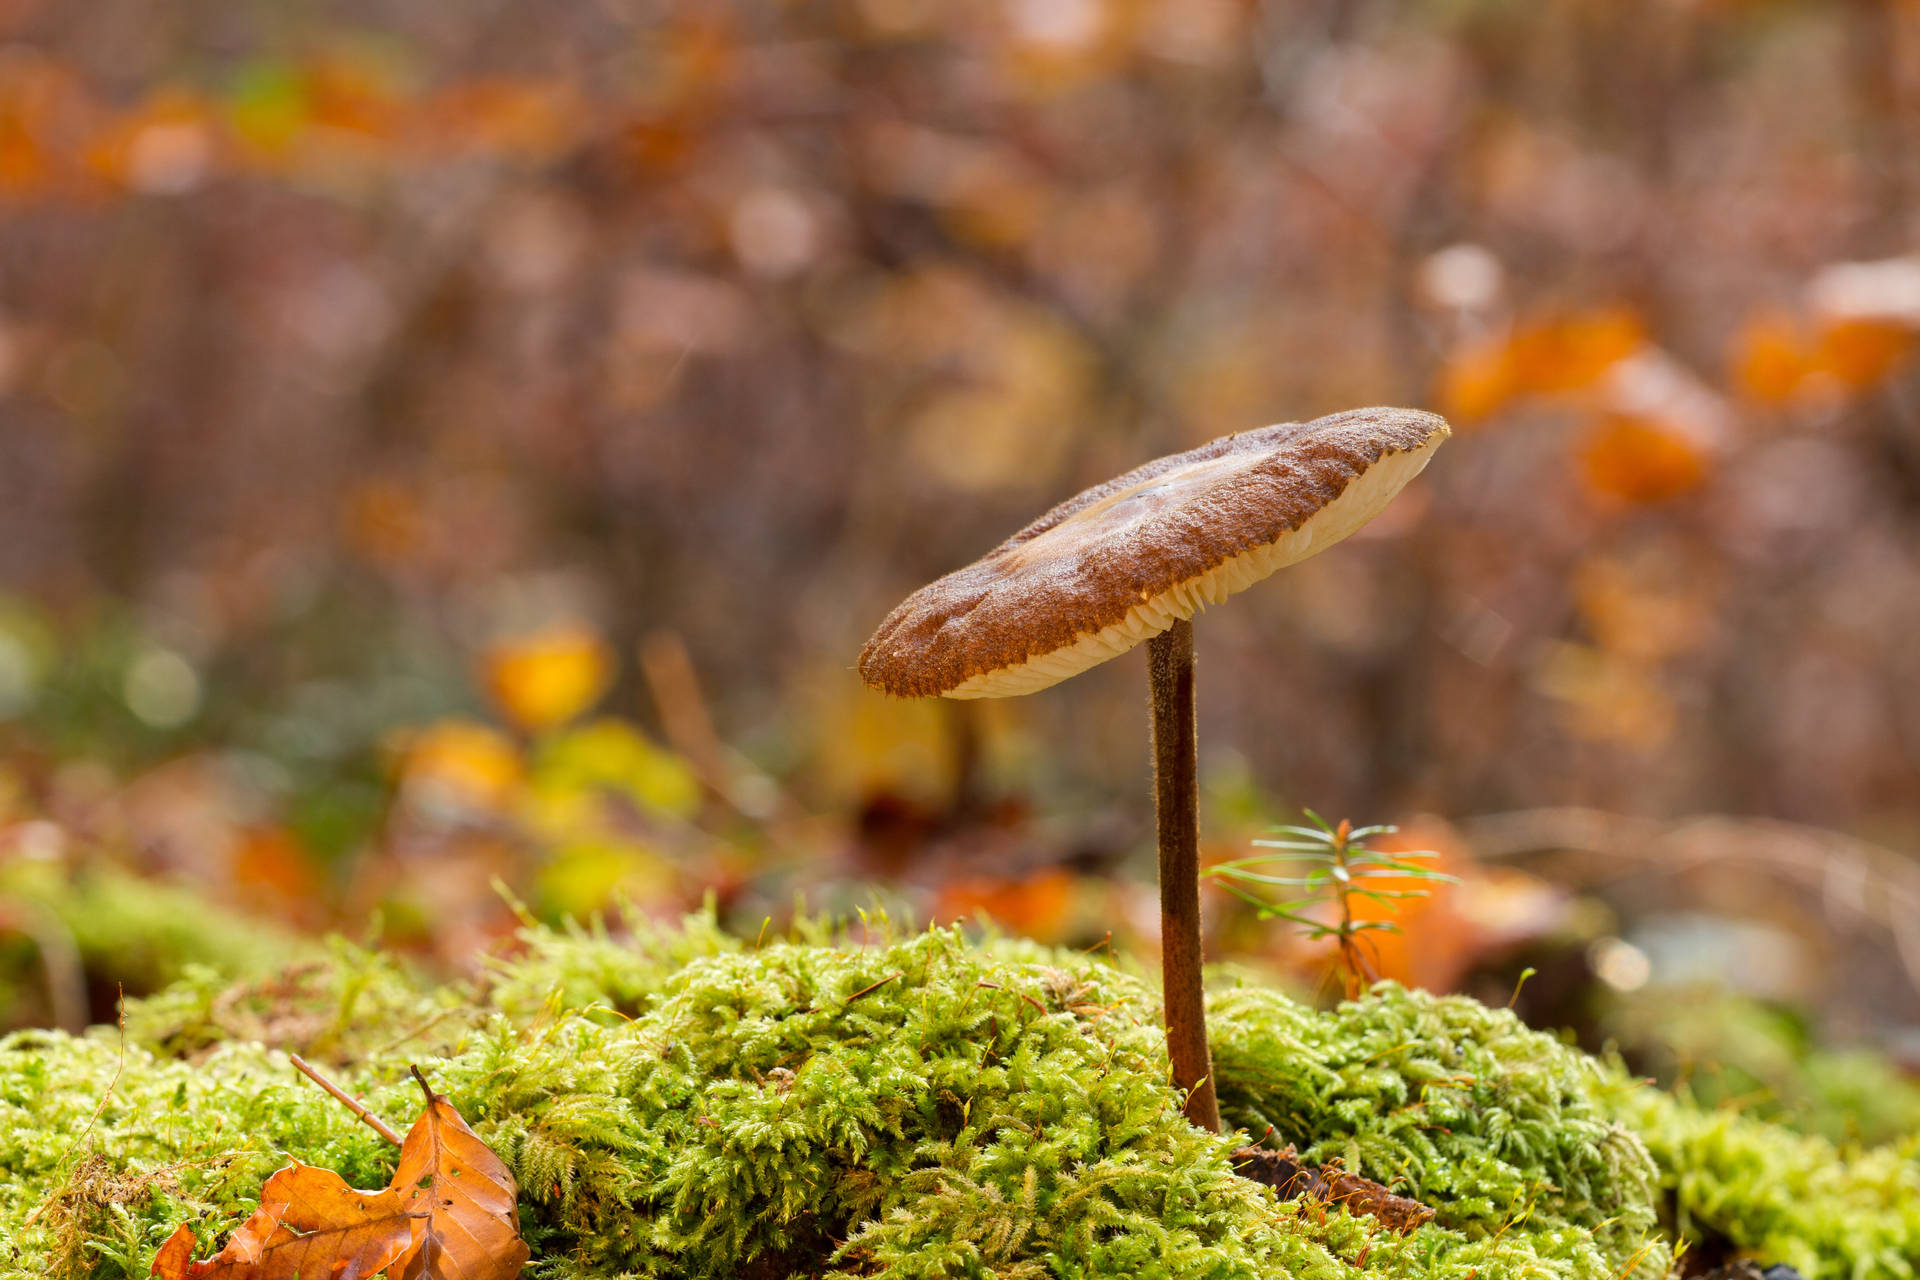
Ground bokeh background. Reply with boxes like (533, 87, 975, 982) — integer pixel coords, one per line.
(3, 0, 1920, 1124)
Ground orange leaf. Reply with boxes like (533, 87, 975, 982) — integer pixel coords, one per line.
(1435, 332, 1516, 423)
(1812, 317, 1915, 390)
(1729, 310, 1811, 405)
(393, 719, 525, 815)
(149, 1162, 419, 1280)
(389, 1080, 530, 1280)
(1437, 306, 1646, 422)
(1577, 414, 1708, 504)
(150, 1225, 196, 1277)
(150, 1085, 527, 1280)
(1511, 307, 1645, 395)
(934, 868, 1077, 943)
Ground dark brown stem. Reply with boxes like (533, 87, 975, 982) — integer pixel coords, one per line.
(410, 1063, 437, 1108)
(291, 1054, 404, 1147)
(1148, 618, 1220, 1133)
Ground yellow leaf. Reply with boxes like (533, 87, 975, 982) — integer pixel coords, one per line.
(394, 720, 524, 816)
(529, 718, 703, 822)
(481, 624, 614, 733)
(535, 839, 676, 918)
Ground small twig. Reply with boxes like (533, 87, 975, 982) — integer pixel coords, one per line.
(845, 972, 901, 1004)
(290, 1054, 403, 1147)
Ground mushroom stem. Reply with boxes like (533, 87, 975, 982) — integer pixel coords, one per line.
(1148, 618, 1221, 1133)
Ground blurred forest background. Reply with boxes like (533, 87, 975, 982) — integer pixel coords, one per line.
(3, 0, 1920, 1111)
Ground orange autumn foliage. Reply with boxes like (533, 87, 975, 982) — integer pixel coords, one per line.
(393, 720, 524, 815)
(1730, 310, 1813, 405)
(149, 1163, 418, 1280)
(1322, 821, 1564, 993)
(1577, 414, 1709, 504)
(1514, 307, 1647, 393)
(934, 867, 1076, 942)
(1815, 317, 1915, 389)
(230, 826, 325, 924)
(1435, 332, 1516, 423)
(1438, 306, 1646, 422)
(385, 1086, 530, 1280)
(151, 1077, 527, 1280)
(1730, 308, 1916, 404)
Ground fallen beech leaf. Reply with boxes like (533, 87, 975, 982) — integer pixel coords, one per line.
(389, 1070, 530, 1280)
(150, 1225, 196, 1276)
(149, 1161, 419, 1280)
(150, 1065, 527, 1280)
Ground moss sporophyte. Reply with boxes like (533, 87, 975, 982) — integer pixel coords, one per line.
(6, 911, 1918, 1278)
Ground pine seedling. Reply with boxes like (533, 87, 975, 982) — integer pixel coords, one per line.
(1205, 811, 1456, 998)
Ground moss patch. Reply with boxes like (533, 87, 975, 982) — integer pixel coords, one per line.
(1211, 983, 1667, 1276)
(3, 914, 1917, 1279)
(1618, 1086, 1920, 1280)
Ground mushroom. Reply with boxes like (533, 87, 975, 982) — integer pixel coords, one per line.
(859, 406, 1451, 1131)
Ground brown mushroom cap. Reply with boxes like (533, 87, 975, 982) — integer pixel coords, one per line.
(859, 406, 1450, 699)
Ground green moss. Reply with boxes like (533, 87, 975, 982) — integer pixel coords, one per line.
(0, 1032, 399, 1279)
(119, 938, 464, 1066)
(1210, 981, 1669, 1278)
(1602, 983, 1920, 1147)
(0, 862, 310, 1028)
(1617, 1085, 1920, 1280)
(3, 914, 1917, 1280)
(480, 898, 739, 1022)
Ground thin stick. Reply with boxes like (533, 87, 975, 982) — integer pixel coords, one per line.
(844, 972, 901, 1004)
(1148, 619, 1221, 1133)
(639, 629, 727, 787)
(290, 1054, 403, 1147)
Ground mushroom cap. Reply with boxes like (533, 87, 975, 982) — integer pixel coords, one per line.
(859, 406, 1450, 699)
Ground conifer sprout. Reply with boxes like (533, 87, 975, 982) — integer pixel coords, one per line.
(1205, 811, 1457, 999)
(860, 407, 1452, 1132)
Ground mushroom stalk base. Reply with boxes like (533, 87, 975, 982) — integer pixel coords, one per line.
(1148, 619, 1221, 1133)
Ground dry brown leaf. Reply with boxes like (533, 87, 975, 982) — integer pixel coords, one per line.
(148, 1161, 419, 1280)
(388, 1070, 530, 1280)
(148, 1068, 526, 1280)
